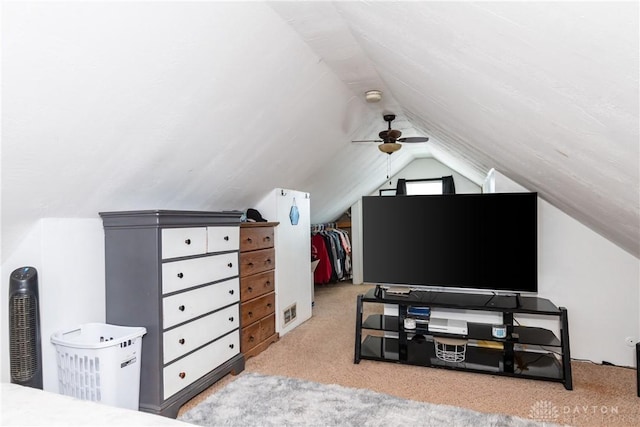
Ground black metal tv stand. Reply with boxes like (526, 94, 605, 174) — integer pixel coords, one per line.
(355, 286, 573, 390)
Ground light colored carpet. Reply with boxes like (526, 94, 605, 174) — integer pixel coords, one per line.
(179, 283, 639, 426)
(178, 372, 548, 427)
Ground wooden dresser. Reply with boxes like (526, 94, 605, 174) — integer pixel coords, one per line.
(100, 210, 244, 418)
(239, 222, 279, 358)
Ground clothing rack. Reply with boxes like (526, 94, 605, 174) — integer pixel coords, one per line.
(311, 223, 352, 284)
(311, 222, 336, 233)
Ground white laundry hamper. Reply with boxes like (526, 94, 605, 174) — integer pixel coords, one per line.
(51, 323, 146, 410)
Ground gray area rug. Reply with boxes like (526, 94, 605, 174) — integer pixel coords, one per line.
(178, 373, 548, 427)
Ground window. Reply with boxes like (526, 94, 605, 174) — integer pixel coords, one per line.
(406, 180, 442, 195)
(396, 176, 454, 195)
(379, 189, 397, 196)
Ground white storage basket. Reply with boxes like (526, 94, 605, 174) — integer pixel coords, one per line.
(51, 323, 146, 410)
(434, 337, 468, 363)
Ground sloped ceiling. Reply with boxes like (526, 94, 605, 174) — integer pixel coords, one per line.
(2, 1, 638, 260)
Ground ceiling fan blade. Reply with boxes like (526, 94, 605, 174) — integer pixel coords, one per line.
(352, 139, 383, 143)
(398, 136, 430, 143)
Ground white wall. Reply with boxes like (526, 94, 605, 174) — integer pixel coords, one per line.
(538, 199, 638, 366)
(1, 219, 105, 389)
(255, 188, 313, 337)
(490, 170, 639, 367)
(351, 199, 363, 284)
(2, 1, 376, 263)
(373, 158, 482, 195)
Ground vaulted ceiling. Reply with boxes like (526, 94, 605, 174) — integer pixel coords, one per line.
(2, 1, 638, 260)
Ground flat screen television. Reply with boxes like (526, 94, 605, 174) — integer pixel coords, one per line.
(362, 192, 538, 293)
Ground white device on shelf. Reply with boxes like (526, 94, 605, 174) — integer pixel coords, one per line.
(428, 318, 468, 335)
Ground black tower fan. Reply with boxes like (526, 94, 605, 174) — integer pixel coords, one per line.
(9, 266, 43, 389)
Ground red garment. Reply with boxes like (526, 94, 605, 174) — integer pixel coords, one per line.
(312, 233, 332, 284)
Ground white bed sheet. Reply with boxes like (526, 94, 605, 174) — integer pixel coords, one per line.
(0, 383, 192, 426)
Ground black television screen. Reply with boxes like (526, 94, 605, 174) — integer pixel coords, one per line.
(362, 192, 538, 293)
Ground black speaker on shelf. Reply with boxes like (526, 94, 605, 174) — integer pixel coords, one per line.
(9, 266, 43, 389)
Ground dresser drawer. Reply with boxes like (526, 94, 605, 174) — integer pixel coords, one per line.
(239, 248, 275, 277)
(241, 292, 275, 326)
(163, 304, 239, 363)
(240, 270, 275, 303)
(163, 278, 239, 328)
(240, 227, 274, 252)
(207, 226, 239, 253)
(241, 313, 276, 353)
(241, 321, 261, 353)
(163, 330, 239, 399)
(162, 252, 238, 294)
(162, 228, 207, 259)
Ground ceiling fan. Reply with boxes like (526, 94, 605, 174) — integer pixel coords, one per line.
(352, 114, 429, 154)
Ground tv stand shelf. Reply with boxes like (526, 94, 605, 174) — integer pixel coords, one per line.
(354, 287, 572, 390)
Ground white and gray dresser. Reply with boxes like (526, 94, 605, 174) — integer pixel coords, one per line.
(99, 210, 244, 418)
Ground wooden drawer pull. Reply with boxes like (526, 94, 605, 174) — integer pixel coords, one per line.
(266, 259, 272, 264)
(247, 262, 254, 267)
(246, 237, 253, 243)
(264, 236, 271, 242)
(177, 272, 184, 279)
(264, 281, 271, 287)
(267, 303, 272, 308)
(184, 239, 191, 245)
(248, 311, 253, 318)
(179, 338, 185, 345)
(179, 372, 186, 379)
(249, 336, 255, 343)
(247, 286, 253, 292)
(179, 305, 185, 312)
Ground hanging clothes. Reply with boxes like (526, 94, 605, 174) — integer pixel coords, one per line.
(312, 233, 332, 284)
(311, 227, 352, 283)
(333, 229, 352, 278)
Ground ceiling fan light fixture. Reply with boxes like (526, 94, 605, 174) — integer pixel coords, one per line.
(378, 142, 401, 154)
(365, 90, 382, 103)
